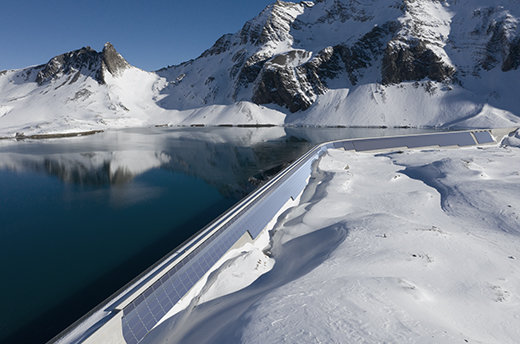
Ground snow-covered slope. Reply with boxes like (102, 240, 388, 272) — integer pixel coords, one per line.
(145, 130, 520, 344)
(2, 0, 520, 135)
(0, 43, 168, 135)
(0, 43, 284, 136)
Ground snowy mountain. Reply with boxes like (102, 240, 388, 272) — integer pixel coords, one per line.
(2, 0, 520, 136)
(0, 42, 170, 136)
(159, 0, 520, 127)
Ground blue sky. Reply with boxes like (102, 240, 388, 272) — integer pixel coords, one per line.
(0, 0, 274, 71)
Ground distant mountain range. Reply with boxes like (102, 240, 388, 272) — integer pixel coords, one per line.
(1, 0, 520, 136)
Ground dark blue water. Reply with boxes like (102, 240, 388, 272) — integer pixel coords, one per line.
(0, 127, 433, 343)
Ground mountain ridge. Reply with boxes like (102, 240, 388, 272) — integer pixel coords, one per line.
(1, 0, 520, 136)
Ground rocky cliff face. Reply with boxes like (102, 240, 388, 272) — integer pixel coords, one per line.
(253, 20, 401, 111)
(503, 37, 520, 71)
(381, 39, 455, 85)
(35, 42, 129, 86)
(157, 0, 520, 114)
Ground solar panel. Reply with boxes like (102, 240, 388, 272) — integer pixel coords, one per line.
(437, 132, 476, 146)
(473, 131, 495, 144)
(352, 136, 407, 151)
(403, 134, 444, 148)
(350, 132, 478, 151)
(119, 151, 329, 344)
(121, 318, 138, 344)
(331, 141, 355, 150)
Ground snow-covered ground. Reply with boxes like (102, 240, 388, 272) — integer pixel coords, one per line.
(146, 129, 520, 344)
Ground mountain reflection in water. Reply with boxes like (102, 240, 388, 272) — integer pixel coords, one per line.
(0, 127, 310, 198)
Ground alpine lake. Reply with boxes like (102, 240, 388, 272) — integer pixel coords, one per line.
(0, 126, 435, 343)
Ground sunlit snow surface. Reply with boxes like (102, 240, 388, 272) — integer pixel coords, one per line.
(146, 130, 520, 344)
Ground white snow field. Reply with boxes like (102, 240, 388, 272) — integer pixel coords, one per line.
(145, 129, 520, 344)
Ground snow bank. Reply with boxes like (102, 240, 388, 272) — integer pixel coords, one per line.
(501, 128, 520, 148)
(147, 138, 520, 344)
(174, 102, 286, 127)
(287, 84, 520, 129)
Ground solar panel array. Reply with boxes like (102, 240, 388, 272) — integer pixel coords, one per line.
(119, 130, 494, 344)
(121, 212, 249, 344)
(333, 131, 479, 152)
(121, 145, 327, 344)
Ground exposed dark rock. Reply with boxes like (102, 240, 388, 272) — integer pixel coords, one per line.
(71, 89, 93, 101)
(382, 39, 455, 85)
(251, 21, 399, 112)
(230, 49, 248, 79)
(35, 43, 130, 86)
(502, 37, 520, 71)
(470, 7, 520, 73)
(70, 70, 81, 84)
(317, 21, 399, 85)
(303, 46, 342, 88)
(239, 20, 261, 45)
(101, 42, 129, 76)
(36, 46, 102, 85)
(239, 1, 301, 46)
(253, 50, 315, 112)
(233, 52, 271, 99)
(481, 16, 510, 71)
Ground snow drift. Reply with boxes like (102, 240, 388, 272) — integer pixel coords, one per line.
(146, 129, 520, 344)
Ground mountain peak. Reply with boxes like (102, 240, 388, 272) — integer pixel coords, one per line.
(35, 46, 102, 85)
(35, 43, 130, 86)
(101, 42, 129, 76)
(239, 1, 304, 46)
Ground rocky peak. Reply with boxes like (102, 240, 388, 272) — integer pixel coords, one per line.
(35, 42, 130, 86)
(200, 1, 305, 58)
(101, 42, 129, 76)
(200, 34, 235, 58)
(313, 0, 374, 24)
(252, 20, 400, 112)
(239, 1, 304, 46)
(36, 46, 102, 85)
